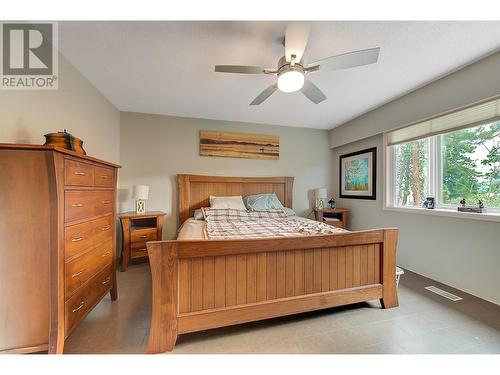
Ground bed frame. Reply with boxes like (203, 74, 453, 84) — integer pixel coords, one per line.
(146, 174, 399, 353)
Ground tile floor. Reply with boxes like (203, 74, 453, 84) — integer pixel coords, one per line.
(64, 263, 500, 354)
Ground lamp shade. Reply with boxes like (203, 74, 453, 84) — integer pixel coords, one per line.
(314, 188, 328, 199)
(133, 185, 149, 200)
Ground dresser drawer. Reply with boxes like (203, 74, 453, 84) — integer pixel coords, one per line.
(64, 159, 94, 186)
(64, 215, 113, 259)
(131, 228, 157, 243)
(94, 166, 114, 187)
(65, 265, 113, 337)
(65, 191, 114, 223)
(65, 239, 113, 297)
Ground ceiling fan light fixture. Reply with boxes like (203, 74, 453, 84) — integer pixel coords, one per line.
(277, 70, 304, 93)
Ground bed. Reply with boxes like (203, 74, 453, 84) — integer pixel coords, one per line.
(146, 174, 399, 353)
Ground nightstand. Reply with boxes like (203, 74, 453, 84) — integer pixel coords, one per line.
(314, 208, 350, 229)
(119, 211, 165, 271)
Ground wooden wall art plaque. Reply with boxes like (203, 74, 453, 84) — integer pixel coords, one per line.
(199, 131, 279, 160)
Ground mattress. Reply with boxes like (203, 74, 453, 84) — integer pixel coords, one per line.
(177, 215, 347, 240)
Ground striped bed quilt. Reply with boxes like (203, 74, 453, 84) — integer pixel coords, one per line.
(202, 208, 347, 240)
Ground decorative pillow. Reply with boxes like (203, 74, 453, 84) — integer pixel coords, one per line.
(283, 207, 296, 217)
(243, 192, 285, 212)
(193, 209, 204, 220)
(209, 195, 247, 210)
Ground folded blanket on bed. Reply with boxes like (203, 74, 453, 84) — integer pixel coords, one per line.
(202, 208, 287, 221)
(203, 208, 347, 239)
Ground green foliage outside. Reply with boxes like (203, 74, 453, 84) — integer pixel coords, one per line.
(442, 121, 500, 207)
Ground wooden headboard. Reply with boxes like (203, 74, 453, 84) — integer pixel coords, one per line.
(177, 174, 294, 226)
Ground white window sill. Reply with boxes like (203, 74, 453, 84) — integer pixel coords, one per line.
(383, 206, 500, 223)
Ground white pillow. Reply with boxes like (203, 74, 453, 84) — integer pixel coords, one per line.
(209, 195, 247, 210)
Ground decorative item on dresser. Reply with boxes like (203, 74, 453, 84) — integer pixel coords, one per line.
(0, 144, 120, 354)
(314, 208, 350, 229)
(119, 211, 165, 272)
(43, 129, 87, 155)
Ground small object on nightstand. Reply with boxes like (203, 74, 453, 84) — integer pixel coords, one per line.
(314, 208, 350, 229)
(119, 211, 165, 272)
(133, 185, 149, 214)
(328, 198, 336, 209)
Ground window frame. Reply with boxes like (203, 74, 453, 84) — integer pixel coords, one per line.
(384, 128, 500, 221)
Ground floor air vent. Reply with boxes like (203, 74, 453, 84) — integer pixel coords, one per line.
(424, 286, 463, 301)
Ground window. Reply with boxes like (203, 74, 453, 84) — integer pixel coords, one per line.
(393, 138, 429, 207)
(441, 122, 500, 209)
(387, 115, 500, 213)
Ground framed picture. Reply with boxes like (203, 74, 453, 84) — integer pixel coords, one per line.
(339, 147, 376, 200)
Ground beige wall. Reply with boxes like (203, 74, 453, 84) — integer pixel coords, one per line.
(328, 52, 500, 305)
(0, 54, 120, 164)
(119, 112, 332, 239)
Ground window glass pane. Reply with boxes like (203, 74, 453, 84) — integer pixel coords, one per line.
(441, 121, 500, 208)
(394, 138, 429, 207)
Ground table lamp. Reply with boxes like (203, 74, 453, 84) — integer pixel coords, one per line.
(133, 185, 149, 214)
(314, 188, 327, 209)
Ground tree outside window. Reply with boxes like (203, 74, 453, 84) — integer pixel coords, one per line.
(442, 121, 500, 208)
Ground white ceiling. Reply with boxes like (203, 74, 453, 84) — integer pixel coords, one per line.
(58, 21, 500, 130)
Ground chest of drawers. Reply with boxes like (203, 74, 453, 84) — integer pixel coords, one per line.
(0, 144, 120, 354)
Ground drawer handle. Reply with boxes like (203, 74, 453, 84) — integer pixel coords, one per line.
(71, 236, 84, 242)
(137, 248, 147, 252)
(102, 277, 111, 285)
(72, 203, 84, 208)
(72, 270, 84, 278)
(100, 175, 110, 179)
(74, 172, 86, 176)
(101, 200, 111, 204)
(72, 301, 85, 313)
(100, 225, 111, 231)
(102, 251, 111, 257)
(140, 235, 148, 239)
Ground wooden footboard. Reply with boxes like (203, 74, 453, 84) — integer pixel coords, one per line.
(146, 228, 399, 353)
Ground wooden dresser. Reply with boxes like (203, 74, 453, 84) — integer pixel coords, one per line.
(119, 212, 165, 272)
(0, 144, 120, 354)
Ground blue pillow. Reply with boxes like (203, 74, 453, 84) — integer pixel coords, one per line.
(243, 193, 285, 211)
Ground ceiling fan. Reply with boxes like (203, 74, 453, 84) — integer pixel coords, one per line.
(214, 22, 380, 105)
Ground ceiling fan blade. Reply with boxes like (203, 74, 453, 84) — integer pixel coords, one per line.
(301, 79, 326, 104)
(308, 47, 380, 71)
(285, 22, 310, 63)
(250, 84, 278, 105)
(215, 65, 265, 74)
